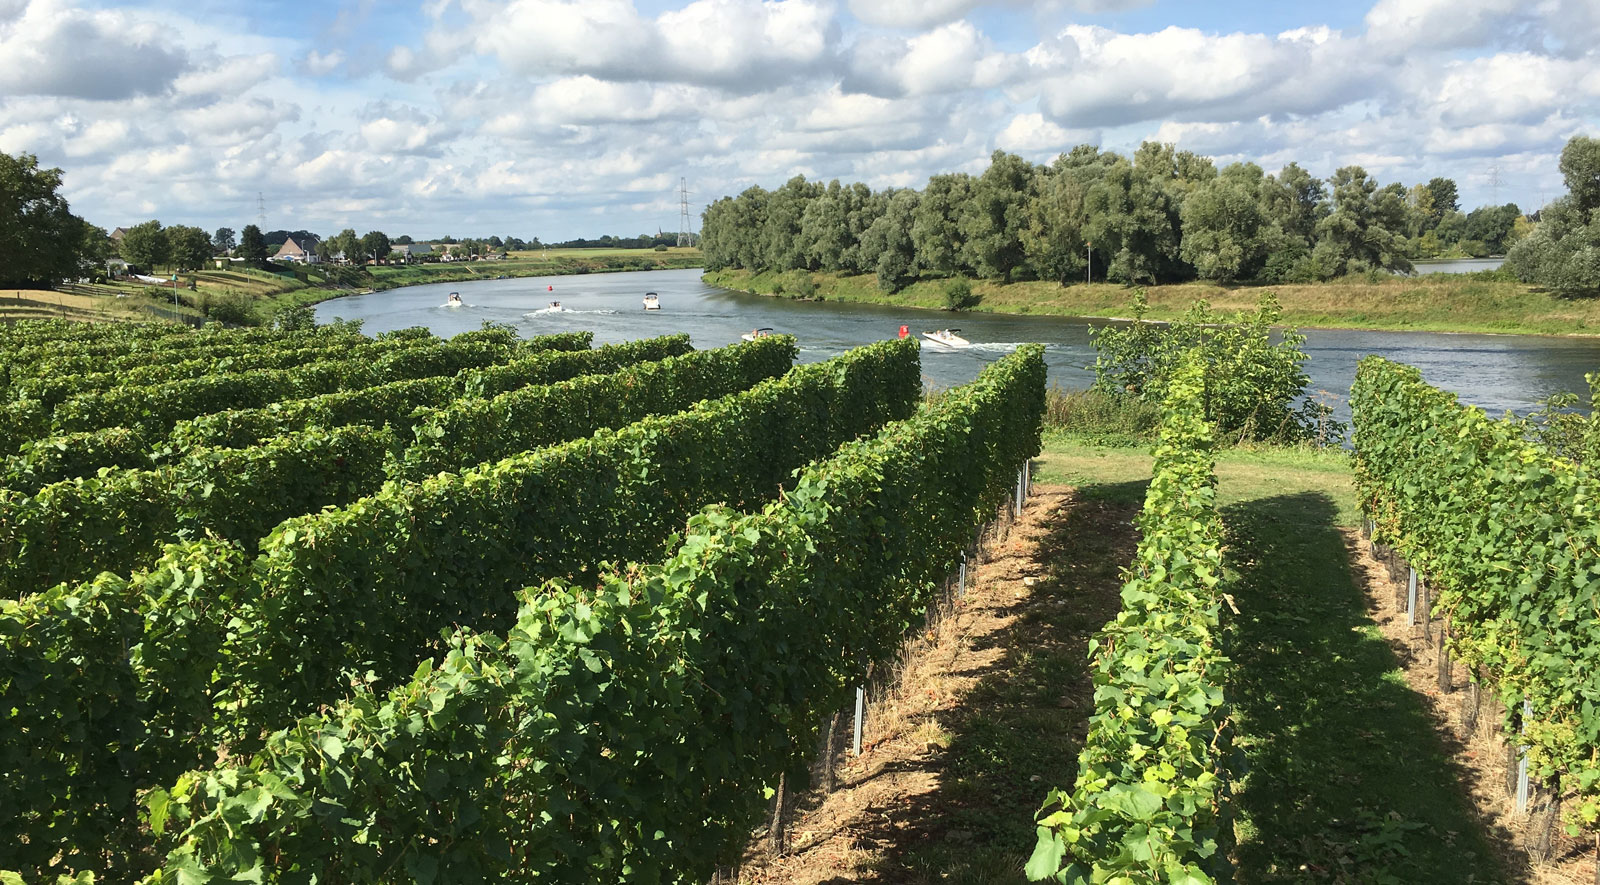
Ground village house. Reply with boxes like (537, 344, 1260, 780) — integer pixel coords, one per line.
(273, 236, 321, 264)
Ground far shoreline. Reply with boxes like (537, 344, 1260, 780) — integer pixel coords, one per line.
(700, 267, 1600, 340)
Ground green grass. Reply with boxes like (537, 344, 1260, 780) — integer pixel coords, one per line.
(704, 267, 1600, 337)
(366, 248, 703, 292)
(1222, 482, 1507, 882)
(981, 437, 1505, 882)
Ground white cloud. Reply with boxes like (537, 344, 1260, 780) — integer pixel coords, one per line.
(844, 20, 1018, 97)
(1363, 0, 1600, 55)
(466, 0, 838, 91)
(995, 112, 1091, 154)
(302, 50, 345, 76)
(0, 0, 188, 99)
(1026, 25, 1379, 129)
(174, 53, 280, 101)
(847, 0, 1151, 30)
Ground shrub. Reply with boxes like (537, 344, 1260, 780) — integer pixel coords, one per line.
(787, 271, 818, 299)
(206, 291, 258, 326)
(273, 302, 315, 332)
(943, 278, 981, 310)
(1090, 289, 1343, 444)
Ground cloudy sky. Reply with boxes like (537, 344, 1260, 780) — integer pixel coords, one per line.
(2, 0, 1596, 241)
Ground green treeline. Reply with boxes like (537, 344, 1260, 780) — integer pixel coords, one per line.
(702, 141, 1549, 292)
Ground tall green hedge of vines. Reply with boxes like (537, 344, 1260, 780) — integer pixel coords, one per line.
(0, 337, 914, 880)
(1353, 357, 1600, 834)
(137, 344, 1045, 884)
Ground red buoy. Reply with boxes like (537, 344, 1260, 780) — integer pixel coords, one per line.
(898, 324, 909, 339)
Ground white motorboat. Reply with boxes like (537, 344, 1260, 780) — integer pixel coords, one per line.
(741, 327, 775, 342)
(546, 300, 565, 312)
(643, 292, 661, 311)
(444, 292, 463, 308)
(921, 329, 970, 348)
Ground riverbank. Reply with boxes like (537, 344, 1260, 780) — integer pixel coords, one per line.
(363, 247, 703, 293)
(702, 268, 1600, 337)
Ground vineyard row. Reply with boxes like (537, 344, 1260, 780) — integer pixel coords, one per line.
(1353, 358, 1600, 833)
(0, 335, 788, 595)
(138, 344, 1047, 883)
(1029, 353, 1231, 883)
(0, 336, 922, 879)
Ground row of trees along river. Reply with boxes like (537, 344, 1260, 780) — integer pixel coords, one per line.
(700, 134, 1600, 295)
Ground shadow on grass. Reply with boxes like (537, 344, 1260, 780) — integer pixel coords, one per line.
(1224, 491, 1520, 884)
(828, 480, 1147, 885)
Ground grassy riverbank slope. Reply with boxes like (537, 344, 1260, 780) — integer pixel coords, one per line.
(365, 247, 702, 292)
(703, 268, 1600, 336)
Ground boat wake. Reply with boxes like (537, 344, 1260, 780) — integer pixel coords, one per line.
(526, 307, 619, 316)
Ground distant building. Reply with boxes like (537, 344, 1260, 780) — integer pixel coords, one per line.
(109, 227, 130, 244)
(274, 236, 321, 264)
(394, 243, 433, 262)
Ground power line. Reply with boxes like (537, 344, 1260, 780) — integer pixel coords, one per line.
(677, 177, 692, 247)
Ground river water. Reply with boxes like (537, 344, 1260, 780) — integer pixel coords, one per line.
(315, 268, 1600, 421)
(1412, 257, 1505, 274)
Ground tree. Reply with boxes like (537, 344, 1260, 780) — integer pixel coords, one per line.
(239, 224, 268, 268)
(1311, 166, 1413, 276)
(859, 189, 919, 292)
(119, 219, 170, 271)
(1561, 134, 1600, 215)
(1021, 146, 1112, 284)
(1506, 136, 1600, 294)
(1461, 203, 1522, 255)
(1180, 163, 1272, 283)
(168, 224, 214, 271)
(1081, 155, 1183, 284)
(213, 227, 236, 253)
(361, 230, 392, 264)
(1423, 177, 1460, 229)
(0, 151, 94, 286)
(911, 173, 974, 276)
(960, 150, 1036, 281)
(760, 176, 822, 271)
(331, 228, 360, 263)
(77, 225, 112, 278)
(1261, 162, 1328, 248)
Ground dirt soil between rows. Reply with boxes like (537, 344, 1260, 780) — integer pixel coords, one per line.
(1346, 529, 1597, 884)
(732, 482, 1138, 883)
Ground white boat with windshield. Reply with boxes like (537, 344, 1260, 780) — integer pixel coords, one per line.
(741, 327, 775, 342)
(643, 292, 661, 310)
(921, 328, 970, 348)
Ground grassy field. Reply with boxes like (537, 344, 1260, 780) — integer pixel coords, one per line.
(704, 267, 1600, 337)
(0, 288, 160, 324)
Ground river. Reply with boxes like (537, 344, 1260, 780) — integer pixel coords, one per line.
(315, 268, 1600, 422)
(1412, 257, 1505, 274)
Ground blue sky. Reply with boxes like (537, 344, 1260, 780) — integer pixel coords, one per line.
(2, 0, 1595, 240)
